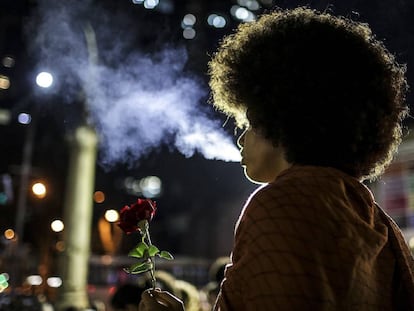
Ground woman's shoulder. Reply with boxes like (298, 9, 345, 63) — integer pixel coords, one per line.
(243, 165, 374, 225)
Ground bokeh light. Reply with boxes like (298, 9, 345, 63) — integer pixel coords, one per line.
(207, 14, 226, 28)
(237, 0, 260, 10)
(140, 176, 162, 198)
(93, 190, 106, 203)
(26, 275, 42, 286)
(0, 75, 10, 90)
(32, 182, 47, 199)
(4, 229, 15, 240)
(0, 109, 11, 125)
(144, 0, 159, 9)
(104, 209, 119, 223)
(47, 277, 62, 288)
(56, 241, 65, 252)
(35, 71, 54, 88)
(17, 113, 32, 125)
(230, 5, 256, 22)
(183, 28, 196, 40)
(182, 14, 196, 27)
(51, 219, 64, 232)
(2, 56, 15, 68)
(0, 273, 9, 293)
(409, 236, 414, 249)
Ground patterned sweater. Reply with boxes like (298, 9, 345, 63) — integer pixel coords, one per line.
(215, 165, 414, 310)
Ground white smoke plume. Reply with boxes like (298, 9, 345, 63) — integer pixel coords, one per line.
(26, 0, 241, 166)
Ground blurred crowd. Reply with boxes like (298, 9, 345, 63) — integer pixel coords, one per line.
(110, 256, 230, 311)
(0, 256, 230, 311)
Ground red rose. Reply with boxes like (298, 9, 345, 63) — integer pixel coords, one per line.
(118, 198, 157, 234)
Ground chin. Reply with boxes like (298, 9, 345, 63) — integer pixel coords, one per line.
(244, 168, 268, 185)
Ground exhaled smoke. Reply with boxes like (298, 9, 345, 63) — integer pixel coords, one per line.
(26, 0, 241, 166)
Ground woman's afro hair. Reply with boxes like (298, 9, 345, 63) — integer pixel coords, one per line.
(208, 7, 408, 180)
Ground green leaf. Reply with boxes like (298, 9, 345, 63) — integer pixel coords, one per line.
(125, 261, 153, 274)
(148, 245, 160, 257)
(158, 250, 174, 260)
(128, 242, 149, 258)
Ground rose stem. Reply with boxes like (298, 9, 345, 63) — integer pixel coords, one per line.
(145, 225, 156, 290)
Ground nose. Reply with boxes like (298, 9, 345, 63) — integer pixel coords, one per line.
(237, 128, 247, 148)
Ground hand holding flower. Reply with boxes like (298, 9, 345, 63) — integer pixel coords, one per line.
(118, 198, 173, 290)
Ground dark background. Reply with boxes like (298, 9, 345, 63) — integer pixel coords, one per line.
(0, 0, 413, 270)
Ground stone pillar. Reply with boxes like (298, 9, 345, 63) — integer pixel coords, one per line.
(56, 125, 98, 310)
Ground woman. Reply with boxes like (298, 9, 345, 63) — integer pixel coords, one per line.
(140, 7, 414, 310)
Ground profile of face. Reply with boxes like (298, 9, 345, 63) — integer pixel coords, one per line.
(237, 127, 290, 184)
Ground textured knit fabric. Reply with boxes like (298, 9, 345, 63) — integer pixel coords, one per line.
(214, 165, 414, 311)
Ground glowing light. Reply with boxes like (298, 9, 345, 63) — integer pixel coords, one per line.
(0, 273, 9, 282)
(132, 180, 141, 192)
(132, 0, 144, 3)
(207, 14, 226, 28)
(0, 109, 11, 125)
(0, 273, 9, 293)
(4, 229, 15, 240)
(108, 286, 117, 295)
(93, 190, 105, 203)
(26, 275, 42, 286)
(409, 236, 414, 249)
(56, 241, 65, 252)
(124, 177, 134, 189)
(144, 0, 159, 9)
(235, 7, 249, 20)
(32, 182, 46, 199)
(0, 75, 10, 90)
(140, 176, 162, 198)
(182, 14, 196, 27)
(207, 14, 217, 25)
(231, 5, 256, 21)
(183, 28, 196, 40)
(18, 113, 32, 125)
(237, 0, 260, 10)
(246, 0, 260, 10)
(2, 56, 15, 68)
(47, 277, 62, 288)
(36, 71, 54, 88)
(51, 220, 64, 232)
(104, 209, 119, 223)
(213, 16, 226, 28)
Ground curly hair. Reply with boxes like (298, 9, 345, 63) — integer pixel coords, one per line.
(208, 7, 408, 180)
